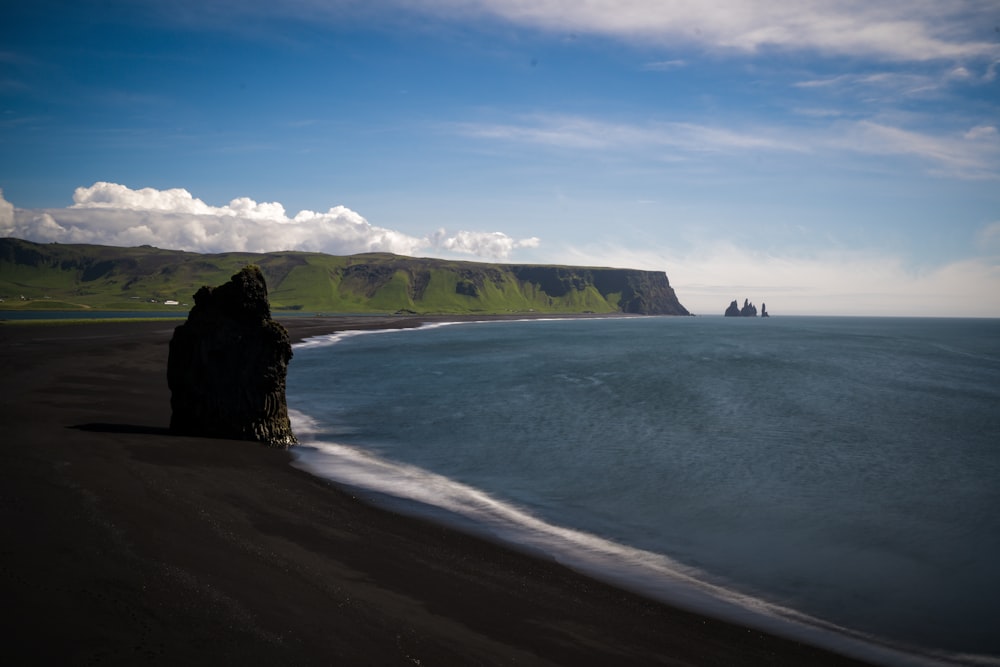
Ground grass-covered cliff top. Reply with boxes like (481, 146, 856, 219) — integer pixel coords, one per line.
(0, 238, 689, 316)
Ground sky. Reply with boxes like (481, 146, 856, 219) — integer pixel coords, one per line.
(1, 0, 999, 316)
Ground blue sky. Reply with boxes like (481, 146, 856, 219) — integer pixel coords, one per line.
(2, 0, 999, 316)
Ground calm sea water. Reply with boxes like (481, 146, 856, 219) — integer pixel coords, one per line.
(287, 316, 1000, 666)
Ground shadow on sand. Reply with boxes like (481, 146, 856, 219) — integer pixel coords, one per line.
(71, 423, 172, 436)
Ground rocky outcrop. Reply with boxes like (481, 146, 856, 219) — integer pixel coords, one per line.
(511, 266, 689, 315)
(725, 298, 760, 317)
(761, 303, 769, 317)
(167, 266, 296, 447)
(589, 268, 688, 316)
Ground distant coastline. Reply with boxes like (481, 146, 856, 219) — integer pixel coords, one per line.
(0, 237, 690, 316)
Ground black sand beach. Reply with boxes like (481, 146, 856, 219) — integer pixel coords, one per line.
(0, 316, 874, 665)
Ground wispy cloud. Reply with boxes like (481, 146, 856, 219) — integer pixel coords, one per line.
(454, 112, 1000, 180)
(641, 59, 686, 71)
(795, 72, 940, 96)
(453, 114, 804, 154)
(844, 121, 1000, 178)
(793, 64, 997, 102)
(453, 116, 625, 150)
(0, 183, 540, 262)
(152, 1, 1000, 64)
(964, 125, 999, 141)
(414, 0, 1000, 62)
(791, 107, 846, 118)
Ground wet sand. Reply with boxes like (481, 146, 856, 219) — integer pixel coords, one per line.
(0, 316, 873, 665)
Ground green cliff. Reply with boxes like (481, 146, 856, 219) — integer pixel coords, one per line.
(0, 238, 689, 316)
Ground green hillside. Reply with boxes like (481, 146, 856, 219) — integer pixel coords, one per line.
(0, 238, 689, 316)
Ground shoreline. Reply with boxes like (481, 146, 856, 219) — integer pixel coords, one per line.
(1, 316, 874, 665)
(286, 317, 955, 667)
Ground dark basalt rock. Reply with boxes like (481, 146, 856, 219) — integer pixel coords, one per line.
(455, 280, 479, 297)
(167, 265, 297, 447)
(724, 298, 761, 317)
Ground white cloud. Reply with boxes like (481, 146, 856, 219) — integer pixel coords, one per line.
(1, 183, 541, 262)
(0, 188, 13, 234)
(73, 182, 218, 215)
(556, 241, 1000, 318)
(948, 66, 973, 81)
(414, 0, 1000, 63)
(431, 229, 540, 261)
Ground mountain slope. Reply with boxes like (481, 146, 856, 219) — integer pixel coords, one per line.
(0, 238, 689, 315)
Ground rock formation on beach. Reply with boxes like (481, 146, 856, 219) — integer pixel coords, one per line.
(724, 298, 760, 317)
(167, 265, 297, 447)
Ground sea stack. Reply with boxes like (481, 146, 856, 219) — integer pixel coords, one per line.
(724, 298, 759, 317)
(167, 265, 297, 447)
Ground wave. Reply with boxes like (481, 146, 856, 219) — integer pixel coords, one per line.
(287, 409, 990, 667)
(291, 315, 641, 351)
(292, 323, 442, 350)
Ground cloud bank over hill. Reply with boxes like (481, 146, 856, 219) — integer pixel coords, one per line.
(4, 183, 997, 317)
(0, 183, 540, 262)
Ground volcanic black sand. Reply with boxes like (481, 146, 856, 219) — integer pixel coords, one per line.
(0, 316, 874, 665)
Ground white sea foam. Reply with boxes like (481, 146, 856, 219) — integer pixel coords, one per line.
(294, 325, 416, 350)
(292, 316, 633, 351)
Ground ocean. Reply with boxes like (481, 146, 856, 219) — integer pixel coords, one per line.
(286, 316, 1000, 666)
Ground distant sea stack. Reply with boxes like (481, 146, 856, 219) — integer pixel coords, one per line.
(724, 298, 763, 317)
(167, 265, 297, 447)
